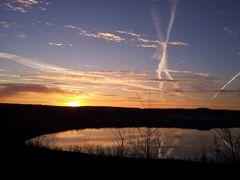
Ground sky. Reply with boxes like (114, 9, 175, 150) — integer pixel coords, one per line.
(0, 0, 239, 109)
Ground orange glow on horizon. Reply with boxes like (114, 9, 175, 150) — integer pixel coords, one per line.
(65, 102, 81, 107)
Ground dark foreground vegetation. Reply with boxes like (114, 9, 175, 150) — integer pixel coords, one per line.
(1, 103, 240, 178)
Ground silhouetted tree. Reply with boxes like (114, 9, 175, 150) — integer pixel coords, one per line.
(114, 129, 127, 157)
(213, 128, 240, 164)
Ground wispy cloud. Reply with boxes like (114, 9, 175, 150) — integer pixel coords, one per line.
(0, 52, 163, 91)
(2, 0, 49, 13)
(0, 51, 223, 102)
(137, 44, 158, 48)
(0, 52, 67, 72)
(63, 24, 188, 48)
(173, 59, 188, 67)
(48, 42, 73, 47)
(0, 83, 68, 98)
(17, 0, 38, 5)
(3, 2, 26, 13)
(169, 41, 189, 46)
(223, 26, 238, 36)
(48, 42, 63, 47)
(116, 30, 141, 37)
(16, 33, 27, 38)
(38, 6, 47, 11)
(0, 21, 16, 28)
(64, 25, 78, 30)
(78, 29, 97, 38)
(96, 33, 125, 43)
(134, 37, 188, 48)
(78, 28, 125, 43)
(46, 22, 54, 27)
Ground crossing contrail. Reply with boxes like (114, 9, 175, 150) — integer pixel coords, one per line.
(211, 71, 240, 99)
(153, 0, 178, 90)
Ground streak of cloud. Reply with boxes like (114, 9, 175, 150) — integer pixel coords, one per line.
(46, 22, 54, 27)
(116, 30, 141, 37)
(1, 52, 222, 99)
(79, 29, 125, 43)
(64, 24, 187, 48)
(48, 42, 63, 47)
(17, 33, 27, 38)
(97, 33, 125, 43)
(0, 21, 16, 28)
(135, 37, 188, 47)
(0, 83, 68, 98)
(17, 0, 38, 5)
(0, 52, 159, 91)
(48, 42, 73, 47)
(137, 44, 158, 48)
(3, 2, 26, 13)
(211, 71, 240, 99)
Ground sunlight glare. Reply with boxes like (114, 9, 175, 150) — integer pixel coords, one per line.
(66, 102, 81, 107)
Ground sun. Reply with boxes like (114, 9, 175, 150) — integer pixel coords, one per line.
(66, 102, 81, 107)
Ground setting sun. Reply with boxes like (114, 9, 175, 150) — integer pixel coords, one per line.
(66, 102, 81, 107)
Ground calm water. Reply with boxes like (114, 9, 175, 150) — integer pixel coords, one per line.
(26, 127, 240, 161)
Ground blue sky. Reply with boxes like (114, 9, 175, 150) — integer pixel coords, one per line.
(0, 0, 239, 109)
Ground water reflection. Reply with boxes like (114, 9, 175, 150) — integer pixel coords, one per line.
(26, 127, 240, 162)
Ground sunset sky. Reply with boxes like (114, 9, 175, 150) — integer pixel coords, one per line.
(0, 0, 239, 109)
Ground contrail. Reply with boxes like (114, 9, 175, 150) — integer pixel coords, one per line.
(211, 71, 240, 99)
(154, 0, 178, 90)
(0, 52, 161, 91)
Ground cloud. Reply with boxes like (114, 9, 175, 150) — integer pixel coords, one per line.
(0, 83, 68, 98)
(223, 26, 238, 36)
(46, 22, 54, 27)
(0, 21, 16, 28)
(0, 52, 162, 91)
(168, 41, 189, 46)
(38, 6, 47, 11)
(17, 0, 38, 5)
(63, 24, 188, 47)
(48, 42, 73, 47)
(134, 37, 189, 48)
(64, 25, 77, 30)
(65, 25, 125, 43)
(79, 29, 97, 38)
(173, 59, 188, 67)
(17, 33, 27, 38)
(0, 52, 223, 99)
(116, 30, 141, 37)
(137, 44, 158, 48)
(96, 33, 125, 43)
(135, 37, 155, 43)
(0, 52, 67, 72)
(92, 70, 147, 76)
(48, 42, 63, 47)
(78, 28, 125, 43)
(237, 52, 240, 56)
(3, 2, 26, 13)
(2, 0, 49, 13)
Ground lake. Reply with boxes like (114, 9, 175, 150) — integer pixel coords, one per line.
(26, 127, 240, 162)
